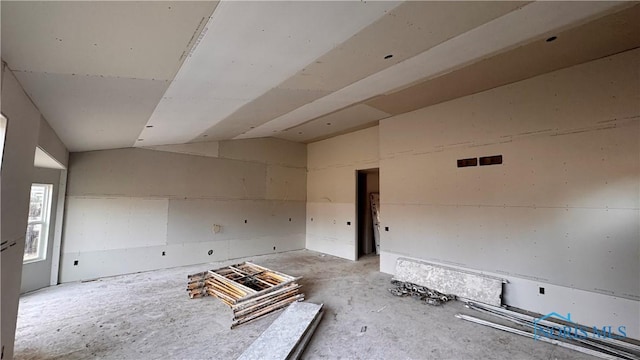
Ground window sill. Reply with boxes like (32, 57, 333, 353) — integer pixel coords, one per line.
(23, 257, 46, 265)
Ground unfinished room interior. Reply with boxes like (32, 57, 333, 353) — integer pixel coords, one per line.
(1, 1, 639, 359)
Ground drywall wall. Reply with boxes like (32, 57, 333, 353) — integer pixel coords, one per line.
(378, 49, 639, 337)
(306, 126, 379, 260)
(20, 167, 61, 293)
(61, 139, 306, 282)
(0, 64, 63, 359)
(37, 117, 68, 168)
(21, 112, 69, 293)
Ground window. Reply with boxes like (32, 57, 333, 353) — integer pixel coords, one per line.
(0, 113, 7, 169)
(24, 184, 53, 262)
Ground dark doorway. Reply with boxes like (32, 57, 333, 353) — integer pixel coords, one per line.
(357, 168, 379, 259)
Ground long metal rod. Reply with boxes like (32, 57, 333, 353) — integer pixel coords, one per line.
(466, 302, 640, 354)
(455, 314, 619, 360)
(465, 303, 639, 360)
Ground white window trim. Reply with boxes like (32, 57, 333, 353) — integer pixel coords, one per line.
(24, 183, 53, 264)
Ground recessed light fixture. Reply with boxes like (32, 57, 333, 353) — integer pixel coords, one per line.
(145, 125, 154, 128)
(546, 36, 557, 42)
(326, 122, 332, 126)
(384, 54, 393, 59)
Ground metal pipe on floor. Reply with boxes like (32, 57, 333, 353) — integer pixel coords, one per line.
(455, 314, 619, 360)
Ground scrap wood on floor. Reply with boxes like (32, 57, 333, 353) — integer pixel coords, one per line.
(187, 262, 304, 328)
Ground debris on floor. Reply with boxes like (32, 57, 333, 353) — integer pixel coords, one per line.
(394, 257, 505, 306)
(237, 302, 323, 360)
(187, 262, 304, 328)
(458, 301, 640, 360)
(388, 280, 455, 306)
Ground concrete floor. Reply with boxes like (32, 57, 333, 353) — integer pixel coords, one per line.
(15, 250, 594, 359)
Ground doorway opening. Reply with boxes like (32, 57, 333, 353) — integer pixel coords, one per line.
(356, 168, 380, 259)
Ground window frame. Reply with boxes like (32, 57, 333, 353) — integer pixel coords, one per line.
(23, 183, 53, 263)
(0, 113, 7, 170)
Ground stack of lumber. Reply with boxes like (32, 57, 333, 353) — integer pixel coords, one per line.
(187, 262, 304, 328)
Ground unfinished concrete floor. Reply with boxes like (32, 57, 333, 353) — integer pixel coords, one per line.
(15, 250, 595, 359)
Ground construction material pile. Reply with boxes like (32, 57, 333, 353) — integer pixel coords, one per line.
(388, 280, 455, 306)
(458, 302, 640, 360)
(187, 262, 304, 328)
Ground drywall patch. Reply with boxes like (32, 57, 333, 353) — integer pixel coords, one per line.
(394, 257, 505, 306)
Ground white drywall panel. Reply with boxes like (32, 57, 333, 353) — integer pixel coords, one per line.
(50, 169, 68, 286)
(63, 197, 168, 254)
(381, 251, 640, 340)
(34, 148, 65, 170)
(380, 48, 640, 158)
(375, 49, 639, 336)
(37, 117, 68, 168)
(166, 199, 305, 244)
(204, 87, 331, 140)
(244, 2, 630, 138)
(141, 1, 399, 146)
(275, 104, 389, 143)
(143, 141, 220, 158)
(13, 71, 170, 151)
(308, 126, 379, 169)
(382, 203, 638, 299)
(21, 167, 61, 294)
(266, 165, 306, 202)
(1, 1, 217, 80)
(382, 125, 638, 209)
(307, 167, 355, 204)
(62, 141, 307, 283)
(0, 67, 44, 359)
(59, 241, 229, 283)
(218, 138, 307, 168)
(306, 202, 356, 260)
(67, 148, 266, 199)
(278, 2, 528, 94)
(58, 236, 304, 283)
(306, 126, 380, 260)
(228, 234, 305, 260)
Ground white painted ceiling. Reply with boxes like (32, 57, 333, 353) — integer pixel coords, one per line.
(1, 1, 639, 152)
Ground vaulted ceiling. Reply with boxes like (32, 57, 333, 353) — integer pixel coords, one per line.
(2, 1, 639, 152)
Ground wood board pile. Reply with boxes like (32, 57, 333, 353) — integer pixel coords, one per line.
(187, 262, 304, 328)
